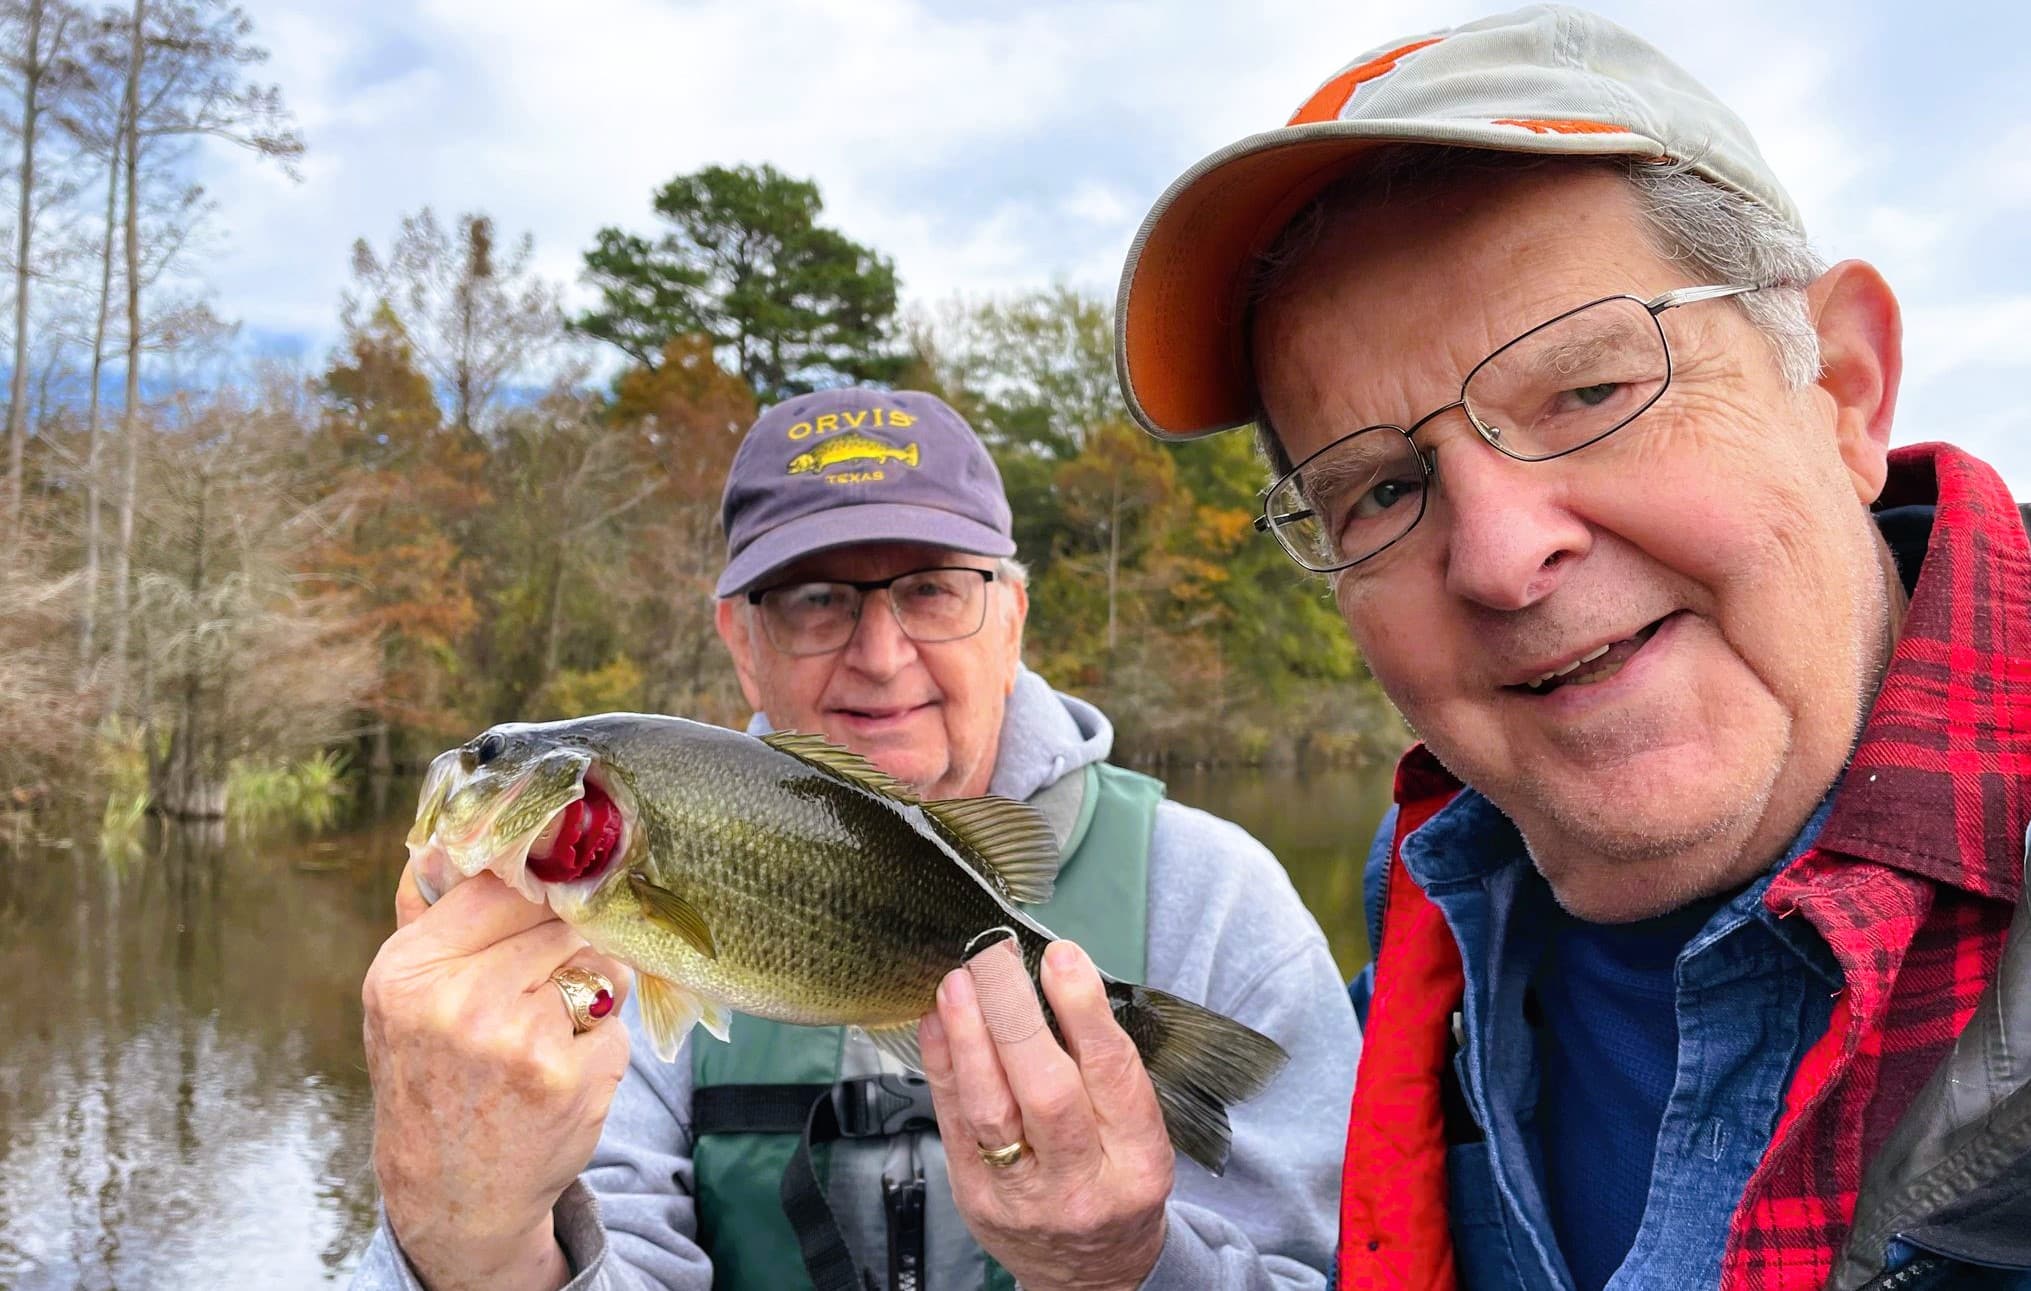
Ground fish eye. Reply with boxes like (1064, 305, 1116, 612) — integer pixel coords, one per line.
(473, 732, 507, 766)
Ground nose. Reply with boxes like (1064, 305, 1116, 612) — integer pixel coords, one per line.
(1432, 432, 1591, 612)
(839, 589, 919, 679)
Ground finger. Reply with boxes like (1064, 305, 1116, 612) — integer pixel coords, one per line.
(487, 917, 599, 990)
(1037, 941, 1164, 1138)
(935, 966, 1030, 1159)
(410, 871, 558, 957)
(916, 1009, 1004, 1196)
(534, 946, 636, 1055)
(394, 859, 429, 929)
(964, 939, 1097, 1166)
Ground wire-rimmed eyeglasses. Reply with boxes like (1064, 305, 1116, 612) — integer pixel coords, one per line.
(747, 565, 998, 657)
(1255, 284, 1768, 574)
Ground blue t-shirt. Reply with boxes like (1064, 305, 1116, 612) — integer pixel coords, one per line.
(1533, 897, 1723, 1291)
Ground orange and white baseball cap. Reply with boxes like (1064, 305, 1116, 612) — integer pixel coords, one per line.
(1114, 3, 1800, 440)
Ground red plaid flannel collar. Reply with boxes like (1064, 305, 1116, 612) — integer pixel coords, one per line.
(1810, 442, 2031, 904)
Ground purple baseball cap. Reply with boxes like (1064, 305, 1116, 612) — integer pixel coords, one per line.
(715, 388, 1016, 597)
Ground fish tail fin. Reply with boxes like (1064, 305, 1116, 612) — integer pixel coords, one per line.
(902, 443, 919, 467)
(1109, 981, 1289, 1176)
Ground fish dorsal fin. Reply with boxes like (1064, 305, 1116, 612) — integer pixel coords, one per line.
(922, 795, 1061, 906)
(762, 730, 920, 803)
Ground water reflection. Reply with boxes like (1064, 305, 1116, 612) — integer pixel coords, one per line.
(0, 763, 1390, 1287)
(0, 808, 408, 1290)
(1166, 763, 1389, 977)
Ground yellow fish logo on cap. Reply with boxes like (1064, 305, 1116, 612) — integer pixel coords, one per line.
(786, 433, 921, 477)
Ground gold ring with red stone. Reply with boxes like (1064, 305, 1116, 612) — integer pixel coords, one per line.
(550, 966, 616, 1034)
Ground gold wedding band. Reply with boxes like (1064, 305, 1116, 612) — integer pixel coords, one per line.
(550, 966, 616, 1034)
(977, 1139, 1028, 1169)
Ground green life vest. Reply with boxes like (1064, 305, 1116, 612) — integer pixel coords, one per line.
(689, 761, 1164, 1291)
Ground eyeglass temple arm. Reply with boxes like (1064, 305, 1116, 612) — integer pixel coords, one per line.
(1645, 283, 1764, 313)
(1254, 508, 1313, 533)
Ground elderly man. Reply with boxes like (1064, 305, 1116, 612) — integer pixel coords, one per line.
(351, 386, 1354, 1291)
(1081, 5, 2031, 1291)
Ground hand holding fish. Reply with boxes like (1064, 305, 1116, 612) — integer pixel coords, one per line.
(360, 862, 633, 1291)
(920, 938, 1173, 1291)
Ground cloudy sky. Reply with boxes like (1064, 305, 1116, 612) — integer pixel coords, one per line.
(198, 0, 2028, 487)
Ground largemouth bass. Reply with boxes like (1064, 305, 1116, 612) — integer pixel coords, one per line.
(406, 713, 1287, 1173)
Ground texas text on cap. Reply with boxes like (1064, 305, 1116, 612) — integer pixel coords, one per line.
(1114, 2, 1800, 441)
(714, 387, 1016, 598)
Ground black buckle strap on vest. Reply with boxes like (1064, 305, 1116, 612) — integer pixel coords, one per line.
(780, 1087, 876, 1291)
(694, 1076, 940, 1291)
(835, 1073, 939, 1138)
(691, 1082, 829, 1136)
(691, 1075, 940, 1140)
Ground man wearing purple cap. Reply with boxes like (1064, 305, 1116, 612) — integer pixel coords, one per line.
(348, 386, 1355, 1291)
(1097, 5, 2031, 1291)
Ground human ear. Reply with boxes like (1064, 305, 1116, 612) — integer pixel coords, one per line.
(1806, 260, 1902, 504)
(1003, 575, 1030, 695)
(713, 597, 767, 714)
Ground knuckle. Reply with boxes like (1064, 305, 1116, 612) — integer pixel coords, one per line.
(1080, 1034, 1143, 1088)
(964, 1093, 1020, 1139)
(1029, 1079, 1085, 1126)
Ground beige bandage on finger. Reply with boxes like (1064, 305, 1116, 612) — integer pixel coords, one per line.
(965, 935, 1045, 1045)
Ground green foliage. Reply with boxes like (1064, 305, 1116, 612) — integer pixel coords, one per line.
(532, 656, 645, 720)
(922, 287, 1402, 766)
(227, 750, 351, 832)
(576, 164, 906, 399)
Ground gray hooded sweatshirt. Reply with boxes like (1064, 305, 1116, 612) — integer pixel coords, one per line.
(353, 668, 1357, 1289)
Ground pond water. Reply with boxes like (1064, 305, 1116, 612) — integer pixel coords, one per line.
(0, 761, 1394, 1288)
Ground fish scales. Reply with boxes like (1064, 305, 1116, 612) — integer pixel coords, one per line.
(574, 725, 1021, 1025)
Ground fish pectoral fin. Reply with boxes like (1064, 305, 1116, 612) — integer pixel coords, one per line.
(922, 795, 1061, 906)
(762, 731, 921, 804)
(636, 974, 717, 1061)
(861, 1020, 925, 1074)
(627, 872, 717, 959)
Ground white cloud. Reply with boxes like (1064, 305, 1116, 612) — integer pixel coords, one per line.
(186, 0, 2028, 490)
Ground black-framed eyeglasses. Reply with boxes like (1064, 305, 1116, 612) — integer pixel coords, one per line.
(1255, 283, 1769, 574)
(747, 565, 999, 657)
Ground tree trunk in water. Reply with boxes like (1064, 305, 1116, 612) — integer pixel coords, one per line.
(369, 720, 392, 776)
(5, 0, 46, 525)
(108, 0, 143, 719)
(152, 476, 224, 819)
(78, 133, 122, 675)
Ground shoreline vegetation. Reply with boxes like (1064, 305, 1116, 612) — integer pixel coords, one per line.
(0, 5, 1403, 827)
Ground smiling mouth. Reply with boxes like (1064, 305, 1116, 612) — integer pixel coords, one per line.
(1512, 616, 1671, 696)
(834, 702, 933, 721)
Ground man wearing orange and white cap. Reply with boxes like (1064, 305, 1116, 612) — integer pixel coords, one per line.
(937, 5, 2031, 1291)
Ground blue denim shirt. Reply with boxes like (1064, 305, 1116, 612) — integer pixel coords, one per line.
(1397, 789, 1841, 1290)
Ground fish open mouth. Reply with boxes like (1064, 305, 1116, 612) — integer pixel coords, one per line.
(526, 776, 625, 885)
(1509, 615, 1672, 696)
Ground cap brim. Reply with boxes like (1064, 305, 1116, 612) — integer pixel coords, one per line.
(714, 502, 1017, 597)
(1115, 118, 1668, 441)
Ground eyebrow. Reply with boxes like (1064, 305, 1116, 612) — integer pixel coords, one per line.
(1503, 315, 1642, 381)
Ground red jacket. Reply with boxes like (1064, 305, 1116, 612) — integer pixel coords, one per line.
(1337, 444, 2029, 1290)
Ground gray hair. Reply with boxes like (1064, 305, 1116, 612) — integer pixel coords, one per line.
(995, 554, 1029, 587)
(1249, 148, 1827, 476)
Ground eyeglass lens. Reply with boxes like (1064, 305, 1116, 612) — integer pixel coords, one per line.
(1266, 295, 1669, 571)
(757, 568, 991, 655)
